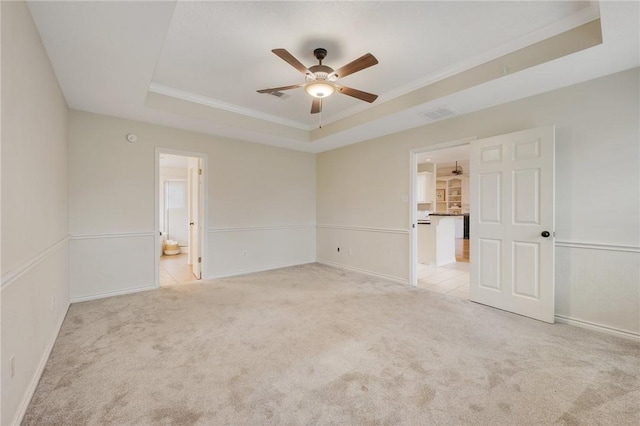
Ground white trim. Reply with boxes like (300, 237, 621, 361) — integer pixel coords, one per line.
(555, 240, 640, 253)
(1, 236, 68, 290)
(208, 224, 316, 233)
(12, 301, 70, 426)
(70, 285, 156, 304)
(150, 5, 599, 132)
(207, 260, 315, 280)
(409, 137, 476, 287)
(409, 151, 418, 287)
(322, 4, 600, 127)
(155, 147, 209, 159)
(149, 83, 310, 131)
(316, 224, 409, 235)
(388, 5, 600, 99)
(555, 314, 640, 342)
(69, 232, 155, 240)
(410, 137, 477, 156)
(317, 260, 408, 285)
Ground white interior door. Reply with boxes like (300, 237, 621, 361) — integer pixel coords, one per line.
(470, 126, 555, 323)
(188, 158, 202, 279)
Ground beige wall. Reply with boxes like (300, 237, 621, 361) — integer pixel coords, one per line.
(317, 68, 640, 337)
(0, 5, 637, 420)
(1, 1, 70, 424)
(68, 110, 316, 300)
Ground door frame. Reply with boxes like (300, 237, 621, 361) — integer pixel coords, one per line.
(409, 137, 476, 287)
(154, 147, 208, 288)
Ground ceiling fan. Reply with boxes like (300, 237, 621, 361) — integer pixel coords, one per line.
(257, 48, 379, 114)
(452, 161, 463, 175)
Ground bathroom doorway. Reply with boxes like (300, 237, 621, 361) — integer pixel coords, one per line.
(155, 149, 206, 287)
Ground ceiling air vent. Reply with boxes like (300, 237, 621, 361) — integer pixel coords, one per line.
(269, 91, 289, 99)
(418, 107, 456, 122)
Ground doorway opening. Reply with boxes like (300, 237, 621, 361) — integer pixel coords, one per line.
(155, 149, 206, 287)
(410, 139, 473, 299)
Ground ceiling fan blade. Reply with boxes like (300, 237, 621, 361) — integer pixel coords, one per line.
(257, 84, 303, 94)
(310, 98, 321, 114)
(272, 48, 311, 76)
(336, 85, 378, 103)
(329, 53, 378, 79)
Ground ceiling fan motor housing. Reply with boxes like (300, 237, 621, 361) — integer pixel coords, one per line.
(308, 64, 334, 81)
(313, 48, 328, 62)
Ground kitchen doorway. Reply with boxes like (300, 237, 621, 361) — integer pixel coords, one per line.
(155, 149, 207, 287)
(410, 138, 474, 298)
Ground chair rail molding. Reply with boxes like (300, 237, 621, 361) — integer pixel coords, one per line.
(316, 224, 410, 235)
(69, 231, 156, 240)
(1, 236, 69, 290)
(555, 240, 640, 253)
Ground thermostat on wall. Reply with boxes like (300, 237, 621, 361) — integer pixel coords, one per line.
(126, 133, 138, 143)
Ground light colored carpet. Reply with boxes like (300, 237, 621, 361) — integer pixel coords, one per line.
(23, 263, 640, 425)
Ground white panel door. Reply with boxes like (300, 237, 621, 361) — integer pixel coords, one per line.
(470, 126, 555, 323)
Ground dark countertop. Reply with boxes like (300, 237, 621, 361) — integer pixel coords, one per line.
(429, 213, 464, 217)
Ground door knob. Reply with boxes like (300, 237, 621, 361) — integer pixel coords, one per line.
(541, 231, 551, 238)
(190, 222, 194, 226)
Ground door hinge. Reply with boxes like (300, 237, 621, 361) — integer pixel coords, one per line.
(198, 257, 202, 263)
(198, 168, 202, 175)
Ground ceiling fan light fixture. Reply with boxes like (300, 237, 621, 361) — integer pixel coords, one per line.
(305, 81, 335, 98)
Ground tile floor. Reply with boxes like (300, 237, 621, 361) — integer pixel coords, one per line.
(159, 253, 198, 286)
(417, 261, 470, 300)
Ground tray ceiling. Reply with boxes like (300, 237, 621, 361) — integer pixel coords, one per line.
(27, 1, 639, 153)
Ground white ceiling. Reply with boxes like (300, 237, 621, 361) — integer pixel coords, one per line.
(28, 1, 639, 154)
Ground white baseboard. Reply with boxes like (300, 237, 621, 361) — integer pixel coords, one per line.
(206, 260, 316, 280)
(70, 285, 157, 303)
(12, 301, 70, 426)
(316, 259, 408, 285)
(555, 314, 640, 342)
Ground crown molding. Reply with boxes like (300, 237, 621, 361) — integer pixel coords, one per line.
(148, 82, 311, 131)
(322, 2, 602, 126)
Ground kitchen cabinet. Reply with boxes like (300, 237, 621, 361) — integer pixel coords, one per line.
(418, 215, 458, 266)
(417, 171, 433, 204)
(435, 179, 447, 212)
(455, 216, 464, 238)
(447, 177, 463, 214)
(435, 176, 468, 214)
